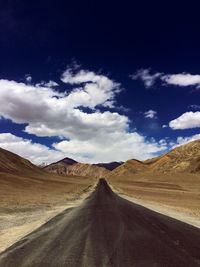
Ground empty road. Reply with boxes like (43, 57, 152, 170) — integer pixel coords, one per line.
(0, 179, 200, 267)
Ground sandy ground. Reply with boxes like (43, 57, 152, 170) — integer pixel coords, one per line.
(0, 172, 96, 253)
(107, 181, 200, 228)
(1, 179, 200, 267)
(0, 206, 67, 253)
(1, 171, 200, 257)
(0, 184, 96, 253)
(107, 173, 200, 228)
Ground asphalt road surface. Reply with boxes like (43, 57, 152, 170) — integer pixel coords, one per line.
(1, 178, 200, 267)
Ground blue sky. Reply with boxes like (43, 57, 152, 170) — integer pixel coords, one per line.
(0, 1, 200, 164)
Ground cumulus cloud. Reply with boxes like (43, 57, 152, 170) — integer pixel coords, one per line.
(161, 73, 200, 87)
(0, 67, 167, 163)
(53, 132, 167, 163)
(169, 112, 200, 129)
(131, 69, 162, 88)
(0, 133, 64, 165)
(61, 68, 121, 108)
(144, 110, 157, 119)
(132, 69, 200, 89)
(0, 71, 123, 140)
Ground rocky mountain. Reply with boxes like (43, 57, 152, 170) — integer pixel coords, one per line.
(108, 140, 200, 177)
(44, 157, 77, 174)
(44, 158, 110, 178)
(145, 140, 200, 173)
(2, 139, 200, 180)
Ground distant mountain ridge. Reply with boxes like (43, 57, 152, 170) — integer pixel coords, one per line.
(44, 158, 108, 178)
(108, 140, 200, 177)
(1, 139, 200, 179)
(44, 158, 123, 178)
(0, 147, 121, 179)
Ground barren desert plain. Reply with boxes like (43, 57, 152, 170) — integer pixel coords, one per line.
(0, 141, 200, 266)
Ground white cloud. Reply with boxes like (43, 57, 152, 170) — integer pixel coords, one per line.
(162, 73, 200, 87)
(132, 69, 200, 89)
(0, 132, 167, 165)
(0, 73, 124, 140)
(169, 112, 200, 129)
(0, 133, 64, 165)
(53, 132, 167, 163)
(144, 110, 157, 119)
(131, 69, 162, 88)
(61, 69, 121, 108)
(0, 68, 167, 163)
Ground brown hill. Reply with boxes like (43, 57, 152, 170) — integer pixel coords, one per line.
(108, 139, 200, 177)
(0, 147, 40, 174)
(0, 147, 94, 252)
(44, 158, 110, 178)
(0, 147, 94, 209)
(146, 139, 200, 173)
(107, 141, 200, 230)
(108, 159, 148, 177)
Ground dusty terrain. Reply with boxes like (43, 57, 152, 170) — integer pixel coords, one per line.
(106, 140, 200, 228)
(0, 148, 95, 252)
(0, 170, 95, 252)
(1, 179, 200, 267)
(107, 172, 200, 228)
(1, 141, 200, 265)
